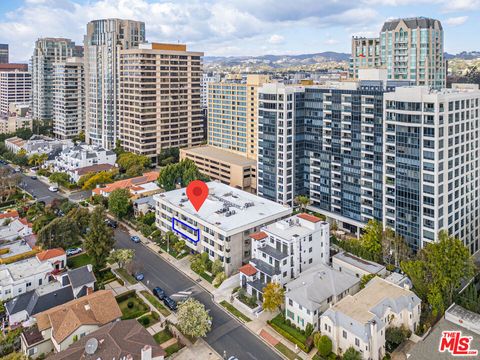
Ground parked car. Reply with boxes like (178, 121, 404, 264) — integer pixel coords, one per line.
(30, 175, 37, 180)
(66, 247, 82, 256)
(105, 219, 118, 228)
(130, 235, 140, 243)
(48, 186, 58, 192)
(163, 296, 177, 311)
(152, 287, 166, 300)
(134, 272, 144, 281)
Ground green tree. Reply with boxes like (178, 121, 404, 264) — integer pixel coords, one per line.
(173, 239, 186, 255)
(1, 352, 27, 360)
(49, 172, 70, 186)
(28, 153, 48, 167)
(36, 216, 79, 249)
(213, 271, 227, 287)
(117, 152, 151, 173)
(262, 282, 284, 312)
(158, 147, 179, 166)
(176, 298, 212, 338)
(126, 163, 144, 177)
(108, 188, 131, 219)
(66, 207, 91, 234)
(360, 219, 383, 261)
(72, 130, 85, 143)
(316, 335, 333, 357)
(81, 170, 116, 190)
(385, 326, 411, 352)
(343, 347, 362, 360)
(360, 274, 377, 289)
(84, 206, 114, 270)
(382, 227, 411, 267)
(108, 249, 135, 268)
(157, 159, 208, 191)
(211, 259, 224, 276)
(401, 230, 475, 316)
(294, 195, 310, 212)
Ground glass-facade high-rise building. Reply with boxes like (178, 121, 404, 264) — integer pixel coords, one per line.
(0, 44, 8, 64)
(84, 19, 145, 149)
(31, 38, 81, 121)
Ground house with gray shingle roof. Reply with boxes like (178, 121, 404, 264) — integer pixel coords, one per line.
(320, 277, 421, 360)
(284, 264, 360, 331)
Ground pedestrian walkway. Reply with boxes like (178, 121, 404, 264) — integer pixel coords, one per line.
(173, 338, 221, 360)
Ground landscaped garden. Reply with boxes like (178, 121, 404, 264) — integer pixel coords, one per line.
(137, 312, 160, 328)
(220, 300, 252, 323)
(267, 313, 313, 353)
(67, 253, 93, 269)
(237, 288, 258, 309)
(140, 290, 171, 317)
(275, 342, 302, 360)
(164, 342, 184, 357)
(153, 328, 174, 345)
(116, 290, 149, 320)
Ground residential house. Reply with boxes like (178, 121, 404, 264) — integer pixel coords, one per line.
(36, 248, 66, 273)
(50, 143, 116, 174)
(67, 163, 115, 183)
(0, 210, 20, 225)
(239, 213, 330, 301)
(21, 290, 122, 358)
(284, 264, 360, 331)
(0, 257, 53, 301)
(332, 252, 387, 279)
(5, 135, 72, 156)
(6, 265, 96, 326)
(48, 319, 165, 360)
(0, 217, 33, 241)
(93, 171, 160, 198)
(133, 195, 155, 216)
(320, 277, 421, 360)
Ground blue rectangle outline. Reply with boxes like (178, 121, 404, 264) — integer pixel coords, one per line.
(172, 217, 200, 244)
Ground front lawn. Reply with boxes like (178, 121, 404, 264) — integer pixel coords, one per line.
(159, 243, 188, 259)
(67, 253, 92, 269)
(164, 342, 184, 357)
(116, 291, 149, 320)
(116, 267, 138, 284)
(140, 290, 171, 317)
(220, 300, 252, 323)
(268, 314, 312, 353)
(154, 328, 174, 345)
(275, 343, 302, 360)
(96, 268, 116, 285)
(137, 312, 160, 328)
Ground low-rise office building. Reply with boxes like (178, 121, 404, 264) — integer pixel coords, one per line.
(321, 277, 421, 360)
(180, 145, 257, 192)
(239, 213, 330, 301)
(285, 264, 360, 331)
(155, 181, 291, 275)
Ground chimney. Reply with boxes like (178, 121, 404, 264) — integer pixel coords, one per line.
(87, 264, 93, 273)
(141, 345, 152, 360)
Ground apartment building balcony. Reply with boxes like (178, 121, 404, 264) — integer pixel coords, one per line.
(250, 258, 281, 277)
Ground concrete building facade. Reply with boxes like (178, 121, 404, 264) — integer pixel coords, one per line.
(0, 70, 31, 116)
(118, 42, 204, 162)
(31, 38, 81, 120)
(84, 19, 145, 149)
(53, 57, 84, 139)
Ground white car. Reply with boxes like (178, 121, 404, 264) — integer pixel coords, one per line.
(48, 186, 58, 192)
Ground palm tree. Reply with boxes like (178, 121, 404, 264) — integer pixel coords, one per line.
(294, 195, 311, 212)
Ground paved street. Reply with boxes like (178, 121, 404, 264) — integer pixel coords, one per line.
(114, 228, 281, 360)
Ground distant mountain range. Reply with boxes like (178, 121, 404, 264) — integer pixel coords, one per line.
(205, 51, 480, 68)
(204, 52, 350, 68)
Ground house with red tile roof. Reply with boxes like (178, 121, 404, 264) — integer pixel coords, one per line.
(36, 249, 66, 272)
(92, 171, 160, 198)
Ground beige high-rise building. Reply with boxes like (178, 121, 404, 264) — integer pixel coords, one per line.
(84, 19, 145, 149)
(349, 37, 381, 80)
(207, 74, 269, 160)
(118, 43, 204, 162)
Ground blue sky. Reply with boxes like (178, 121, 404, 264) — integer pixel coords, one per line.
(0, 0, 479, 62)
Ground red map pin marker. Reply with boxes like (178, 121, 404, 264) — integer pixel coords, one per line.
(186, 180, 209, 212)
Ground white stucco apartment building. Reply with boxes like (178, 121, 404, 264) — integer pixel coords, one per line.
(239, 213, 330, 302)
(321, 277, 421, 360)
(50, 143, 116, 173)
(155, 181, 291, 275)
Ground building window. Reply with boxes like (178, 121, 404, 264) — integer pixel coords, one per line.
(343, 330, 347, 339)
(287, 310, 294, 320)
(289, 299, 293, 306)
(355, 338, 360, 347)
(26, 282, 32, 287)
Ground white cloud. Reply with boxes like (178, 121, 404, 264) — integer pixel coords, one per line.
(268, 34, 285, 44)
(324, 38, 339, 45)
(442, 0, 480, 12)
(444, 16, 468, 26)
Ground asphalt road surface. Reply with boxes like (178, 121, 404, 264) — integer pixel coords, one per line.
(115, 228, 281, 360)
(14, 170, 64, 205)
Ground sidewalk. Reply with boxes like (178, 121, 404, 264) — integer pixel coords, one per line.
(118, 219, 306, 360)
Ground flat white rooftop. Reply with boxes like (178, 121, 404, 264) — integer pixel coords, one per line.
(264, 214, 325, 240)
(0, 257, 53, 286)
(155, 181, 291, 233)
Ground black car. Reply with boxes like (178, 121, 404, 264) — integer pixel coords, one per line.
(153, 287, 166, 300)
(105, 219, 118, 228)
(163, 296, 177, 311)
